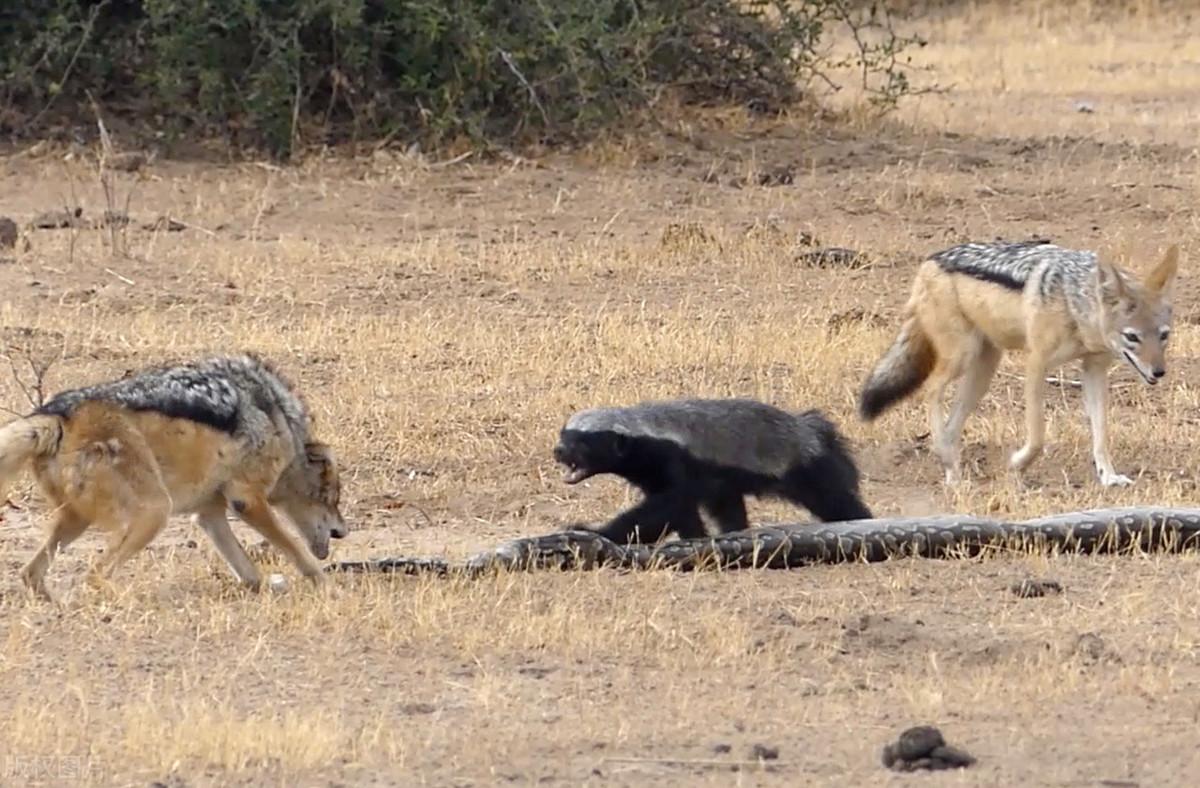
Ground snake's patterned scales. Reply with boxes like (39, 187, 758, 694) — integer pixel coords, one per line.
(328, 507, 1200, 577)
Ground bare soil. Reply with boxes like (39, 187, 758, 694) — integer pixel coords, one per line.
(1, 3, 1200, 786)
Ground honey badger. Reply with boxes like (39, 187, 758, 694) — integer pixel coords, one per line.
(553, 398, 873, 544)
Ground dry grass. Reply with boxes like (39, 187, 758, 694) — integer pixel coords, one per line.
(2, 1, 1200, 785)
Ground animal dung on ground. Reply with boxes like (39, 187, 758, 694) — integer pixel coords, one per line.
(1011, 577, 1063, 598)
(795, 246, 869, 268)
(750, 744, 780, 761)
(881, 725, 975, 772)
(0, 217, 17, 248)
(31, 207, 84, 229)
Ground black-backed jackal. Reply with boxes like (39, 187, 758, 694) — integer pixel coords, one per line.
(860, 241, 1179, 487)
(0, 354, 347, 599)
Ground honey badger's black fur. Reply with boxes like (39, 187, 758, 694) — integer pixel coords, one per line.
(553, 398, 873, 545)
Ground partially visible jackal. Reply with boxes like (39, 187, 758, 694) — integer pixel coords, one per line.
(859, 240, 1180, 487)
(0, 353, 347, 599)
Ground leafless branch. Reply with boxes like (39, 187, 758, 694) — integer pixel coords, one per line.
(28, 0, 112, 130)
(498, 49, 551, 128)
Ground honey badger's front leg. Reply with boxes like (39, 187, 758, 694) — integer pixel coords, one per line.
(593, 490, 706, 545)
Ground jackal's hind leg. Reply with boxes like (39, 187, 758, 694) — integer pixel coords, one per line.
(941, 341, 1002, 484)
(85, 497, 171, 590)
(925, 364, 962, 483)
(21, 508, 89, 601)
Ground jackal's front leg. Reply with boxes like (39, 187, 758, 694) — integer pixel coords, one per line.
(1081, 355, 1133, 486)
(228, 493, 326, 585)
(195, 497, 263, 590)
(1009, 354, 1048, 474)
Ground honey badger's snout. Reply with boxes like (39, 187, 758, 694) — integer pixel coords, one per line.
(552, 433, 593, 485)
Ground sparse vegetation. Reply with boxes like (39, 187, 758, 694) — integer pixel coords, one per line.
(0, 0, 929, 158)
(1, 1, 1199, 786)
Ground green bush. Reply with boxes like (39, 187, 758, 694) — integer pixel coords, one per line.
(0, 0, 928, 158)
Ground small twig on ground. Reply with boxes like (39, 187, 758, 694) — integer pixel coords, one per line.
(603, 756, 786, 769)
(170, 218, 217, 236)
(430, 151, 474, 169)
(599, 209, 625, 236)
(103, 267, 135, 285)
(996, 370, 1136, 391)
(404, 502, 436, 529)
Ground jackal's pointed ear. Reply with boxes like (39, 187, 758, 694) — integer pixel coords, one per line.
(1095, 257, 1125, 305)
(1144, 244, 1180, 296)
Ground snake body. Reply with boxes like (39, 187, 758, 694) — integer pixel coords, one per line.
(329, 507, 1200, 577)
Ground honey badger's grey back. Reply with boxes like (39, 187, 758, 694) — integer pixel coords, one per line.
(564, 398, 840, 478)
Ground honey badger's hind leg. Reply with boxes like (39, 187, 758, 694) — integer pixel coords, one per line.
(700, 488, 750, 533)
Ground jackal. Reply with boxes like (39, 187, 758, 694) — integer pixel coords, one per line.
(0, 354, 347, 599)
(859, 240, 1180, 486)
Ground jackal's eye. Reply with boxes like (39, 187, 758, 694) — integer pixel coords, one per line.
(1121, 330, 1141, 344)
(1160, 329, 1171, 342)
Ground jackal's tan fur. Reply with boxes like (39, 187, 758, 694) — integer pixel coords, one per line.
(0, 354, 346, 600)
(860, 241, 1180, 487)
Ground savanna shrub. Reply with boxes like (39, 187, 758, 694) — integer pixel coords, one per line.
(0, 0, 926, 157)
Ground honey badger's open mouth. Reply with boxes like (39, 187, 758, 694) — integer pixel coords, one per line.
(553, 440, 594, 484)
(561, 462, 591, 484)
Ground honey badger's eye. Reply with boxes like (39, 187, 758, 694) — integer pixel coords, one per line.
(1122, 330, 1141, 344)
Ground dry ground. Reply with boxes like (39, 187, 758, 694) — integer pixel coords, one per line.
(2, 2, 1200, 786)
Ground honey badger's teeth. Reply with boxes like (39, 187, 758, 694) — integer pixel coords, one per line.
(562, 464, 589, 484)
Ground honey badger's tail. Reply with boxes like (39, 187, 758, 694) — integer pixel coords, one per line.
(858, 315, 936, 421)
(0, 414, 63, 492)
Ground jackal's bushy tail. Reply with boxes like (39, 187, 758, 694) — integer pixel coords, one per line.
(859, 316, 936, 421)
(0, 414, 62, 489)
